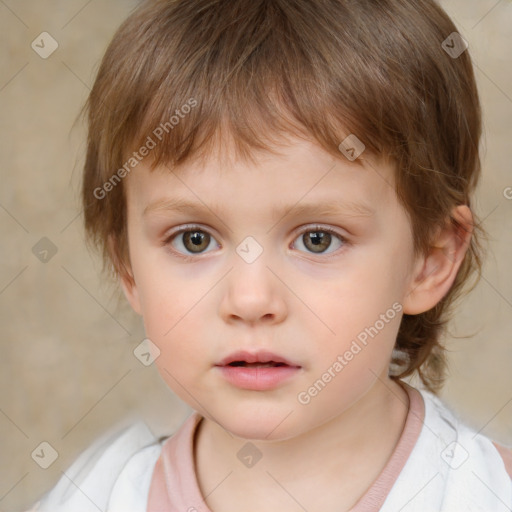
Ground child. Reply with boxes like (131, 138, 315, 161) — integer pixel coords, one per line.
(29, 0, 512, 510)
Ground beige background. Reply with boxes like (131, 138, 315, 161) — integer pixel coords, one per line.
(1, 1, 511, 510)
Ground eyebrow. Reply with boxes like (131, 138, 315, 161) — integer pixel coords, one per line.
(143, 196, 375, 220)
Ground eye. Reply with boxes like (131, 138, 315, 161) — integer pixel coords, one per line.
(164, 224, 349, 260)
(291, 226, 347, 255)
(164, 225, 218, 258)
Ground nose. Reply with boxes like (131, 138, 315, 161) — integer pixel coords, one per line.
(218, 257, 287, 326)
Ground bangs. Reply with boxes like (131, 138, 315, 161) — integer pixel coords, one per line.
(89, 0, 414, 177)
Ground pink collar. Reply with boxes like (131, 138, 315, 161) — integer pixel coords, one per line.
(147, 383, 424, 511)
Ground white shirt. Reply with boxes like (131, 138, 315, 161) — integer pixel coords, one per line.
(30, 386, 512, 512)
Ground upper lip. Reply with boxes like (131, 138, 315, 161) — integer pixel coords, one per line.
(216, 350, 301, 367)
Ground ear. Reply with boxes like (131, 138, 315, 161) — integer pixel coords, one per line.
(402, 205, 473, 315)
(107, 234, 142, 315)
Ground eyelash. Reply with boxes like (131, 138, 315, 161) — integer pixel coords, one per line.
(163, 224, 350, 262)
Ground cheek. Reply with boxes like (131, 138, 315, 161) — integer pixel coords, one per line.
(141, 290, 197, 357)
(301, 297, 403, 414)
(309, 253, 406, 366)
(149, 310, 206, 397)
(131, 246, 182, 319)
(137, 275, 212, 375)
(129, 240, 222, 365)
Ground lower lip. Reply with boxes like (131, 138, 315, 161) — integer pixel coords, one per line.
(216, 365, 301, 390)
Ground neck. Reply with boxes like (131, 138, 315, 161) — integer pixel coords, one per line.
(194, 378, 410, 511)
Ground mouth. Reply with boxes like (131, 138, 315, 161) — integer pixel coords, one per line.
(216, 357, 301, 390)
(226, 361, 289, 368)
(216, 349, 301, 368)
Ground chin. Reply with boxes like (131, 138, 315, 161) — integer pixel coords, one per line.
(216, 406, 301, 442)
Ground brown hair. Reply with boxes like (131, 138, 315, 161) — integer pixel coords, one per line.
(82, 0, 486, 394)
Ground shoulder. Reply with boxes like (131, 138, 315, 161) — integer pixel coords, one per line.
(31, 421, 162, 512)
(418, 387, 512, 482)
(493, 441, 512, 481)
(380, 386, 512, 510)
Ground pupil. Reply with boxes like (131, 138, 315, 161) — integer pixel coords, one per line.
(306, 231, 330, 252)
(190, 232, 203, 245)
(185, 231, 209, 253)
(311, 232, 323, 245)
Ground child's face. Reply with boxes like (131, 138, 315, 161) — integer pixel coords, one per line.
(121, 135, 421, 440)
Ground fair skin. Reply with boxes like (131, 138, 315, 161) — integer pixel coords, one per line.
(118, 134, 472, 512)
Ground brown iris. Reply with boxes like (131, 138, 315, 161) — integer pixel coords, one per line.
(302, 231, 331, 253)
(183, 231, 210, 253)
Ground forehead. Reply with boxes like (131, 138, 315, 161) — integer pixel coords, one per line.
(124, 136, 397, 219)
